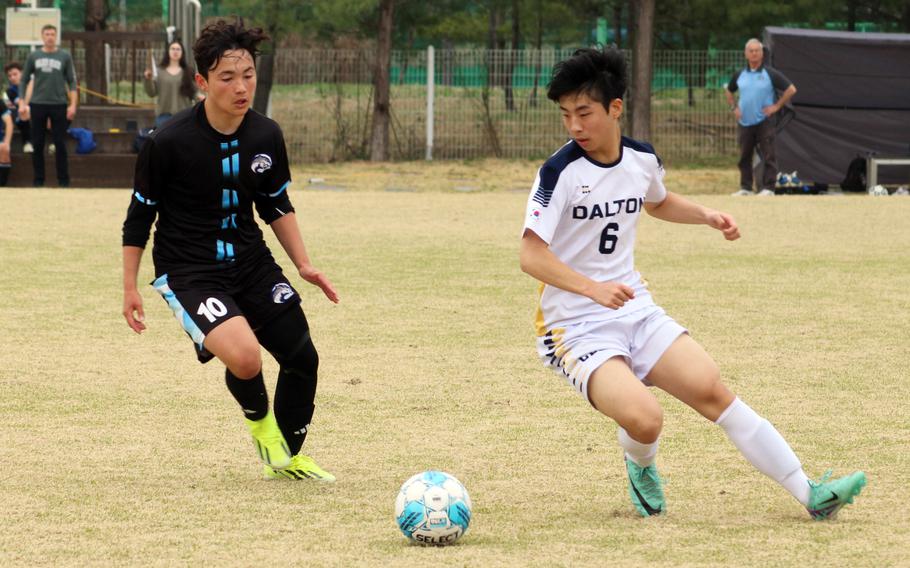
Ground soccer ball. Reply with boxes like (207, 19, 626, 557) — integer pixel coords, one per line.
(870, 184, 889, 196)
(395, 470, 472, 546)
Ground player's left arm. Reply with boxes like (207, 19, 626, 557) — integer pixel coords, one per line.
(764, 69, 796, 116)
(269, 213, 339, 304)
(65, 53, 78, 120)
(1, 112, 12, 149)
(645, 192, 740, 241)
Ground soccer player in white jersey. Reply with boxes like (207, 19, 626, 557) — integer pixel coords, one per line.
(520, 47, 865, 520)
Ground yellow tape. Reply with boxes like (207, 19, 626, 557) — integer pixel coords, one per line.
(78, 85, 154, 109)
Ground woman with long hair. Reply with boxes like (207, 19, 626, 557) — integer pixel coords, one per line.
(143, 40, 200, 127)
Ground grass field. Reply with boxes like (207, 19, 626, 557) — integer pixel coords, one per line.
(1, 167, 908, 566)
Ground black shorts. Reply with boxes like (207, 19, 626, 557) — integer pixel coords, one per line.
(151, 256, 302, 363)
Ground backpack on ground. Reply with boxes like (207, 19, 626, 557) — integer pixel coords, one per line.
(840, 156, 867, 192)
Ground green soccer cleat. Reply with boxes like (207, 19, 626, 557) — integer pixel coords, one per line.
(263, 454, 336, 482)
(625, 457, 665, 517)
(245, 411, 292, 470)
(806, 470, 866, 520)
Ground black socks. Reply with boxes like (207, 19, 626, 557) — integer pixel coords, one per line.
(225, 369, 268, 421)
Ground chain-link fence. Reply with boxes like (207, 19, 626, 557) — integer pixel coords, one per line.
(270, 48, 744, 164)
(3, 44, 744, 164)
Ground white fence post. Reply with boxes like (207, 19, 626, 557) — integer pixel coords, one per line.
(425, 44, 435, 161)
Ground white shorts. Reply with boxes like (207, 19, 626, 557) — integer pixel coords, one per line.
(536, 304, 687, 403)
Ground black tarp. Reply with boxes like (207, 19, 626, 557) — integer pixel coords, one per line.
(763, 27, 910, 185)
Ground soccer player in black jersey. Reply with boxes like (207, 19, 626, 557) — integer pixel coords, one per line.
(122, 20, 337, 481)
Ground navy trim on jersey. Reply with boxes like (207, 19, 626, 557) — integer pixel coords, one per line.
(582, 146, 623, 168)
(621, 136, 662, 167)
(535, 141, 586, 207)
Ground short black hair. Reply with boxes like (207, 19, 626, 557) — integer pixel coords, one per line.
(193, 18, 268, 78)
(4, 62, 22, 74)
(547, 47, 627, 108)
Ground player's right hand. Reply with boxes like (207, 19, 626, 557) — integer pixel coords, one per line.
(123, 290, 147, 333)
(144, 69, 152, 80)
(589, 281, 635, 310)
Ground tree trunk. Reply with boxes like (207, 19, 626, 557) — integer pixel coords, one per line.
(625, 0, 635, 127)
(487, 4, 499, 91)
(84, 0, 109, 105)
(630, 0, 654, 142)
(529, 0, 542, 107)
(370, 0, 394, 161)
(504, 0, 520, 112)
(253, 1, 280, 117)
(613, 2, 623, 47)
(253, 52, 274, 116)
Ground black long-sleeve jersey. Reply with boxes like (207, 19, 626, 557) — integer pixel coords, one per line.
(122, 103, 295, 275)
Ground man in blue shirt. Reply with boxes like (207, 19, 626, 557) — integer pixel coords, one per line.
(725, 39, 796, 196)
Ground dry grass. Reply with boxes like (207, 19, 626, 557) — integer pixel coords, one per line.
(0, 171, 906, 566)
(297, 160, 738, 195)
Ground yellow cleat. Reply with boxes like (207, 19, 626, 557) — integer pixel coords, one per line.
(245, 411, 292, 469)
(263, 454, 336, 482)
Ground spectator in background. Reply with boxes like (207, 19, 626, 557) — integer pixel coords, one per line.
(4, 62, 33, 153)
(144, 40, 200, 128)
(19, 24, 78, 187)
(725, 38, 796, 196)
(0, 105, 12, 185)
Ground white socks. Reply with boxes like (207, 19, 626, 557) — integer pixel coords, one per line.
(715, 397, 811, 506)
(618, 427, 659, 467)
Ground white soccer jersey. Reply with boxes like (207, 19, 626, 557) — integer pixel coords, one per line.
(523, 137, 668, 333)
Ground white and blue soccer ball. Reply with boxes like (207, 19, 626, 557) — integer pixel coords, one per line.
(395, 470, 472, 546)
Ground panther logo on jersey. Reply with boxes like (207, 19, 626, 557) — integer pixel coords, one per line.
(251, 153, 273, 173)
(271, 283, 295, 303)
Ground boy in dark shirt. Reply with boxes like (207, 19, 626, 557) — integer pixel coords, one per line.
(122, 19, 338, 481)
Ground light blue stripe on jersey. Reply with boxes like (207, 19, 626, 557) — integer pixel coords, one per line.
(222, 157, 230, 178)
(152, 274, 205, 347)
(230, 139, 238, 148)
(216, 239, 235, 261)
(231, 153, 239, 180)
(221, 189, 238, 209)
(133, 190, 157, 205)
(266, 180, 290, 197)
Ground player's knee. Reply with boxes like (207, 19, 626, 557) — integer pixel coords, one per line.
(228, 349, 262, 379)
(282, 338, 318, 380)
(625, 408, 663, 443)
(697, 364, 728, 404)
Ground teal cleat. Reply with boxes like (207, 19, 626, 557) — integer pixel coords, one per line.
(806, 470, 866, 520)
(625, 457, 664, 517)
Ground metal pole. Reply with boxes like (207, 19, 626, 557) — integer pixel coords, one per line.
(425, 45, 434, 161)
(105, 42, 111, 100)
(188, 0, 201, 42)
